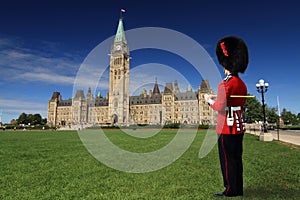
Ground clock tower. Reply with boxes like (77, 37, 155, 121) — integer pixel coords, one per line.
(108, 17, 130, 125)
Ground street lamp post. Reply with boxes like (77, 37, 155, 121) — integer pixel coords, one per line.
(256, 79, 273, 141)
(256, 79, 269, 132)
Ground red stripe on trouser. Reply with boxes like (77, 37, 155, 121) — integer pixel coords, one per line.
(222, 135, 230, 195)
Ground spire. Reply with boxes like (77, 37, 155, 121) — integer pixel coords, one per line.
(97, 91, 102, 98)
(87, 87, 93, 100)
(164, 83, 173, 94)
(114, 18, 127, 43)
(187, 84, 192, 92)
(199, 80, 213, 94)
(174, 80, 180, 93)
(74, 90, 85, 99)
(51, 92, 61, 100)
(153, 78, 160, 94)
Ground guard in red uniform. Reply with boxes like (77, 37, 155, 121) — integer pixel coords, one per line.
(205, 36, 249, 197)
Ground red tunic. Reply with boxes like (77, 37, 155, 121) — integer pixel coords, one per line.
(210, 75, 247, 134)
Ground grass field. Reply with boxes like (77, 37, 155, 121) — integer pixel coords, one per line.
(0, 129, 299, 199)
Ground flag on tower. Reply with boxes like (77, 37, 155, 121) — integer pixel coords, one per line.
(121, 9, 126, 13)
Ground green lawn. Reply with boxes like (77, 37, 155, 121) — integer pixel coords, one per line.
(0, 130, 299, 199)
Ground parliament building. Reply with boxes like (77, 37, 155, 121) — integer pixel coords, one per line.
(47, 17, 216, 128)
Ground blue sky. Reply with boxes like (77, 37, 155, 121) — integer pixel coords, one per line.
(0, 0, 300, 123)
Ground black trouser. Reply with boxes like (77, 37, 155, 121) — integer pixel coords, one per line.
(218, 134, 244, 196)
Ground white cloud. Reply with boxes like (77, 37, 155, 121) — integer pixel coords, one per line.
(0, 37, 14, 47)
(0, 99, 47, 117)
(6, 50, 32, 59)
(0, 36, 82, 84)
(18, 72, 75, 85)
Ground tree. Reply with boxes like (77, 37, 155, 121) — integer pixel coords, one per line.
(281, 109, 297, 125)
(244, 95, 263, 123)
(244, 95, 299, 126)
(42, 118, 47, 125)
(296, 113, 300, 125)
(244, 94, 279, 124)
(32, 114, 42, 125)
(265, 106, 279, 124)
(27, 114, 33, 125)
(16, 113, 46, 126)
(17, 113, 28, 125)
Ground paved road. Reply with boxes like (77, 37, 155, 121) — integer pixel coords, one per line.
(269, 129, 300, 146)
(247, 128, 300, 146)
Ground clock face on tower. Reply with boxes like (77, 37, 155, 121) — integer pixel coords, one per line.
(116, 45, 121, 50)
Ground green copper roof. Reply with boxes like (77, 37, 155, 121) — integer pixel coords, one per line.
(114, 18, 127, 43)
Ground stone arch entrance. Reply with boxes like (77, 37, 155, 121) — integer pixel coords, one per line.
(112, 114, 118, 125)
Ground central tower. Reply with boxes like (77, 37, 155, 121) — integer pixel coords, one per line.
(108, 17, 130, 125)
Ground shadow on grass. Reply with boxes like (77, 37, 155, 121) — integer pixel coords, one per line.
(244, 187, 300, 199)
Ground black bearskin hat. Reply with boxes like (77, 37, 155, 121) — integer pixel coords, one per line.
(216, 36, 249, 74)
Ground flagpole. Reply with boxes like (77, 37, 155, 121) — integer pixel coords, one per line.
(276, 96, 280, 140)
(120, 9, 126, 19)
(277, 96, 281, 116)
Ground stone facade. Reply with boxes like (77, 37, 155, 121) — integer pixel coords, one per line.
(47, 80, 216, 127)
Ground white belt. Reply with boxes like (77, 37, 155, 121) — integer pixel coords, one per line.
(226, 106, 241, 111)
(226, 106, 242, 126)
